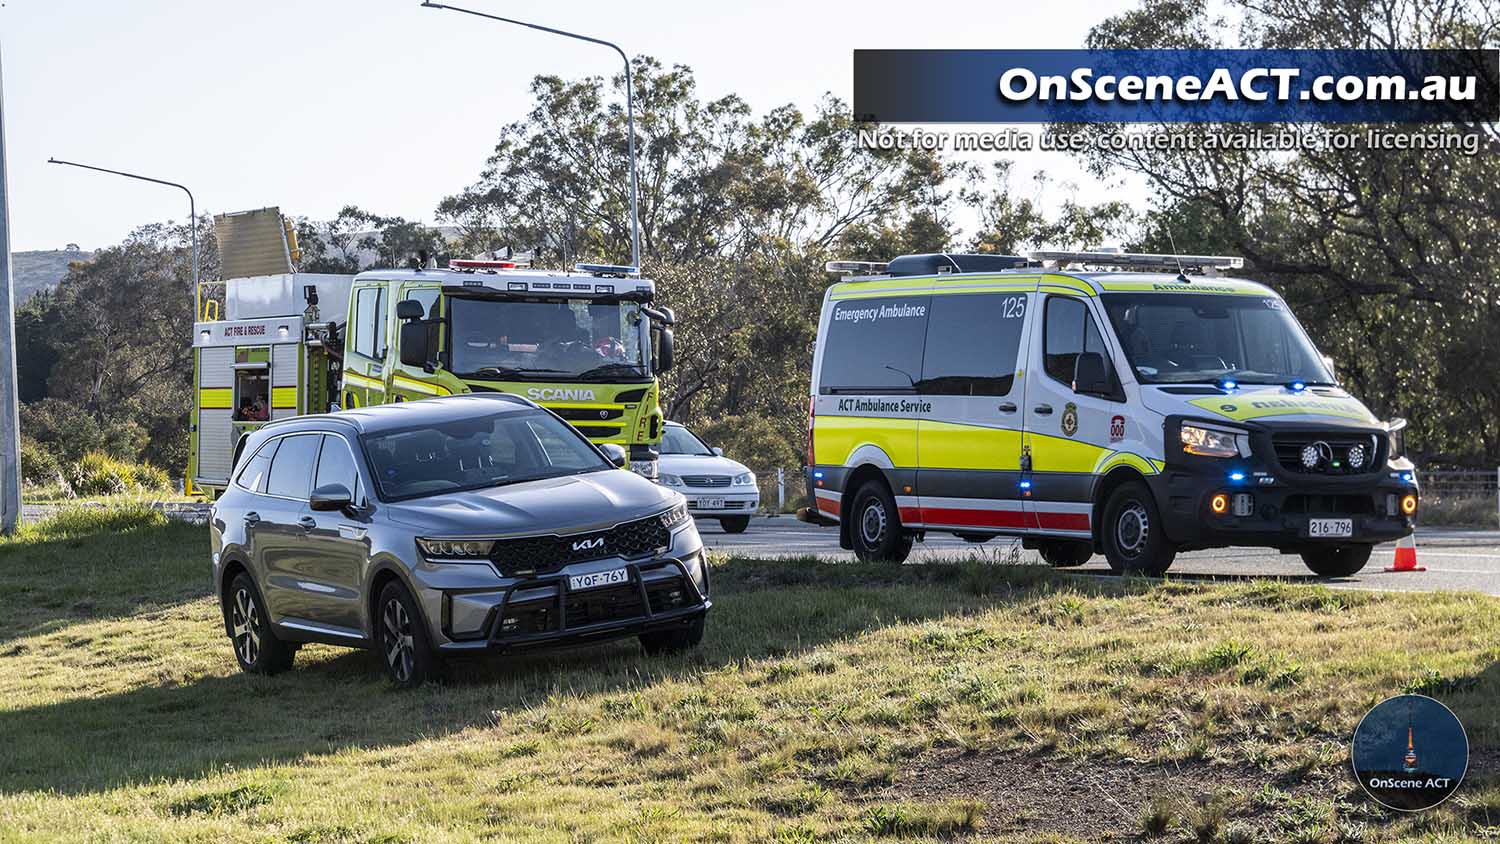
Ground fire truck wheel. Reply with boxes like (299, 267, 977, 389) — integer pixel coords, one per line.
(1101, 481, 1176, 576)
(849, 480, 914, 564)
(1039, 540, 1093, 567)
(1300, 544, 1372, 577)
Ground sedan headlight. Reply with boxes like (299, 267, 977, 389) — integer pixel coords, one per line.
(1180, 424, 1239, 458)
(733, 472, 755, 487)
(416, 538, 495, 559)
(660, 473, 684, 488)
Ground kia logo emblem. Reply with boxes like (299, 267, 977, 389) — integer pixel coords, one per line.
(571, 536, 605, 552)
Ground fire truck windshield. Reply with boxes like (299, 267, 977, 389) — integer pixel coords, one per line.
(448, 296, 646, 381)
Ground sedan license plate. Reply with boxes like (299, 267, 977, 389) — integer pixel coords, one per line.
(569, 568, 629, 592)
(694, 498, 725, 510)
(1308, 518, 1353, 539)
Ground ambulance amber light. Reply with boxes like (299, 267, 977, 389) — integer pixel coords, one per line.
(1181, 424, 1238, 458)
(1210, 493, 1229, 514)
(1401, 494, 1418, 515)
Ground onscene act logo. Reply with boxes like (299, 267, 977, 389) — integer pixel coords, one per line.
(1351, 694, 1469, 812)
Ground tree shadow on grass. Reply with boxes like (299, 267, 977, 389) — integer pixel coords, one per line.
(0, 554, 1139, 796)
(0, 516, 210, 647)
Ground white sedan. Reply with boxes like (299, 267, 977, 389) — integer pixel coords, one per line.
(656, 422, 759, 533)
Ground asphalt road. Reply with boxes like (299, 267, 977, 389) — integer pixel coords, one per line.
(696, 516, 1500, 595)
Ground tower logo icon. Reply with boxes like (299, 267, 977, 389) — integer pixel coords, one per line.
(1351, 694, 1468, 812)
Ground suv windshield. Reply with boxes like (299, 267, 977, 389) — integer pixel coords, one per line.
(448, 296, 645, 381)
(361, 409, 609, 501)
(1101, 293, 1334, 385)
(660, 426, 713, 456)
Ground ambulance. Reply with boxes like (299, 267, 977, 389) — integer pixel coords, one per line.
(188, 209, 676, 497)
(799, 250, 1418, 577)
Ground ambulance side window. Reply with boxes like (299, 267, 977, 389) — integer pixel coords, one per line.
(920, 293, 1027, 396)
(353, 287, 387, 360)
(1044, 296, 1118, 391)
(818, 296, 930, 394)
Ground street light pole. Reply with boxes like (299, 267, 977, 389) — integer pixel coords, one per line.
(0, 42, 21, 534)
(419, 1, 642, 272)
(47, 158, 200, 317)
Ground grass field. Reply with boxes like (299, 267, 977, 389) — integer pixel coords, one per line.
(0, 507, 1497, 843)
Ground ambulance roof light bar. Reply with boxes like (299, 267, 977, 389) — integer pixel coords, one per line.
(825, 260, 889, 276)
(1028, 250, 1244, 272)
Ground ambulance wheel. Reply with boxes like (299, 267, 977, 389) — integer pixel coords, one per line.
(1101, 481, 1175, 576)
(1039, 540, 1092, 568)
(1300, 544, 1372, 577)
(849, 480, 913, 563)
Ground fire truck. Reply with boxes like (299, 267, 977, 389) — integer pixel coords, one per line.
(188, 208, 675, 497)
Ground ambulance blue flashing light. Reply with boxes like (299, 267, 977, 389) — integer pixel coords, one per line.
(1400, 472, 1415, 483)
(1228, 471, 1246, 482)
(1019, 479, 1033, 490)
(1289, 380, 1307, 392)
(1219, 379, 1238, 391)
(575, 262, 638, 277)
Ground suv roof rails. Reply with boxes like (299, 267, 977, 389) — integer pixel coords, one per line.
(1028, 250, 1244, 273)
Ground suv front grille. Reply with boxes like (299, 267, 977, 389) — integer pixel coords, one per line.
(489, 512, 672, 577)
(1272, 433, 1381, 475)
(682, 475, 731, 488)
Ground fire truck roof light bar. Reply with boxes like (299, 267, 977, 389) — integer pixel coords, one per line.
(575, 262, 638, 277)
(1028, 250, 1244, 271)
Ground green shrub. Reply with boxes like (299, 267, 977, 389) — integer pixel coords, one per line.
(19, 436, 64, 487)
(67, 452, 172, 496)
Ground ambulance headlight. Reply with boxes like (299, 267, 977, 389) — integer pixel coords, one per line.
(1181, 424, 1239, 459)
(1386, 418, 1408, 460)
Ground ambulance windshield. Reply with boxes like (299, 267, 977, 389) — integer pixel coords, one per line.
(1102, 293, 1334, 385)
(448, 297, 646, 381)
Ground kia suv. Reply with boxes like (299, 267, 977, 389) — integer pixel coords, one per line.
(209, 394, 709, 687)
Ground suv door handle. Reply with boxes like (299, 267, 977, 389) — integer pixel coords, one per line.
(243, 512, 260, 525)
(1034, 404, 1054, 415)
(998, 402, 1018, 413)
(298, 516, 318, 532)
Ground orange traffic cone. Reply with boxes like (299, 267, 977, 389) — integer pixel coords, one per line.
(1385, 532, 1425, 572)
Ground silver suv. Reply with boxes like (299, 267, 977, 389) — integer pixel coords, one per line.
(210, 394, 709, 687)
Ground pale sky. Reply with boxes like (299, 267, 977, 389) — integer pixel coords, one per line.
(1, 0, 1146, 253)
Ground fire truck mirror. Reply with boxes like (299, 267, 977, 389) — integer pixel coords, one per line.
(655, 327, 675, 373)
(396, 299, 426, 321)
(399, 321, 431, 368)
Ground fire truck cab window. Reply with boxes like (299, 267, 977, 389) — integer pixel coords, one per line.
(234, 369, 270, 421)
(353, 287, 387, 359)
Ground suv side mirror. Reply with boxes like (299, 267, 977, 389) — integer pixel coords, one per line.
(1073, 352, 1112, 396)
(712, 446, 724, 456)
(309, 483, 354, 512)
(396, 299, 426, 321)
(600, 443, 629, 469)
(399, 321, 431, 368)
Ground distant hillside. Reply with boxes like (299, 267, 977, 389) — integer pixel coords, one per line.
(13, 248, 93, 302)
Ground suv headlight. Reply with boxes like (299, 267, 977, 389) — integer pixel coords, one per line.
(660, 473, 684, 488)
(733, 472, 755, 487)
(1180, 424, 1240, 458)
(660, 500, 690, 530)
(417, 538, 495, 559)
